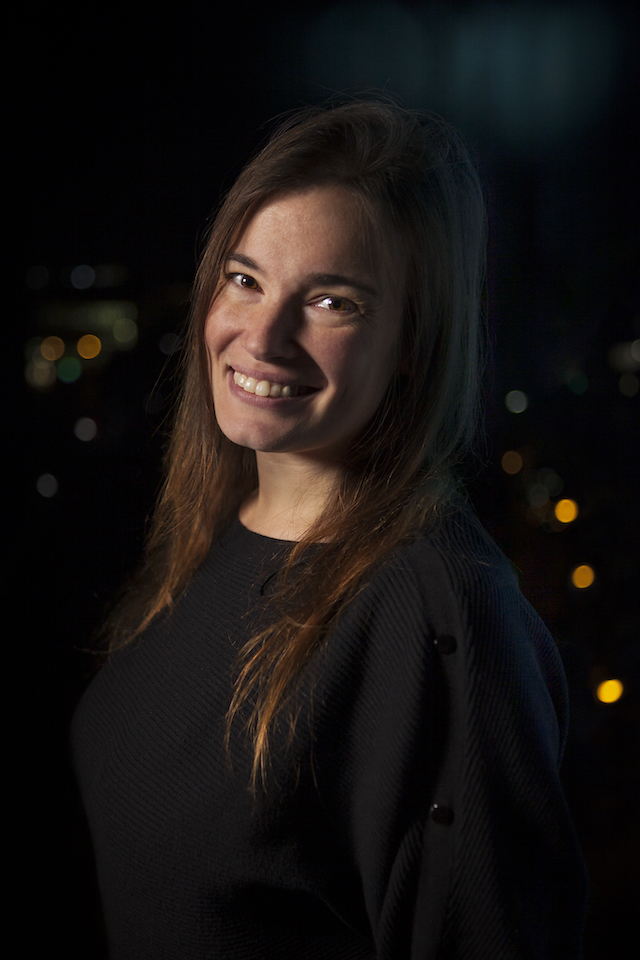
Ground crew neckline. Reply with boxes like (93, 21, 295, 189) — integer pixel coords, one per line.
(233, 515, 299, 545)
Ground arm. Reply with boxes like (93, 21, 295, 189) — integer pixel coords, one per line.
(331, 521, 587, 958)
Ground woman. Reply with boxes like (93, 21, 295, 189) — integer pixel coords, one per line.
(72, 101, 587, 958)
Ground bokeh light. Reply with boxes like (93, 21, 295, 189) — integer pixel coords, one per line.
(159, 332, 181, 355)
(571, 564, 595, 589)
(619, 373, 639, 397)
(555, 499, 579, 523)
(40, 336, 65, 361)
(608, 341, 640, 371)
(70, 264, 96, 289)
(36, 474, 58, 497)
(527, 483, 549, 507)
(501, 450, 523, 474)
(566, 371, 588, 395)
(57, 357, 82, 383)
(74, 417, 99, 441)
(26, 357, 57, 389)
(77, 334, 102, 359)
(536, 468, 563, 496)
(596, 679, 624, 704)
(113, 317, 138, 347)
(505, 390, 528, 413)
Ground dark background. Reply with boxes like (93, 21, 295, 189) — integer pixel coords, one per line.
(9, 2, 639, 956)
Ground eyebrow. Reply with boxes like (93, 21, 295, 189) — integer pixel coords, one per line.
(225, 252, 381, 300)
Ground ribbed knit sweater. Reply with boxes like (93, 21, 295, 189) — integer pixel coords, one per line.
(72, 506, 587, 959)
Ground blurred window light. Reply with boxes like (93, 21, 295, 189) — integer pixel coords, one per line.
(505, 390, 528, 413)
(447, 1, 620, 149)
(36, 473, 58, 497)
(537, 468, 563, 497)
(608, 341, 640, 372)
(159, 332, 181, 355)
(555, 499, 578, 523)
(70, 264, 96, 289)
(501, 450, 523, 474)
(113, 317, 138, 347)
(26, 357, 57, 389)
(566, 371, 588, 395)
(36, 301, 138, 353)
(527, 483, 549, 507)
(57, 356, 82, 383)
(74, 417, 99, 441)
(619, 373, 639, 397)
(571, 564, 595, 589)
(26, 265, 50, 290)
(77, 334, 102, 359)
(596, 679, 623, 704)
(40, 336, 65, 361)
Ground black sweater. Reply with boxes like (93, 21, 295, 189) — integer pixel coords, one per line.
(72, 507, 587, 959)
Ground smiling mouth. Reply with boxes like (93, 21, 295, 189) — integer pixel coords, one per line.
(232, 369, 317, 398)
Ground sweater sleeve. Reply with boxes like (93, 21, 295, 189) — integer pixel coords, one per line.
(319, 517, 588, 959)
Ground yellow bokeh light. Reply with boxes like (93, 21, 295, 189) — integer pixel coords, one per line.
(40, 336, 65, 361)
(596, 679, 623, 703)
(571, 564, 595, 589)
(77, 334, 102, 359)
(501, 450, 523, 474)
(555, 499, 579, 523)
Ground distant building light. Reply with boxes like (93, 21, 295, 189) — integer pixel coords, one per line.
(571, 564, 595, 589)
(40, 336, 65, 361)
(501, 450, 523, 474)
(619, 373, 639, 397)
(77, 334, 102, 359)
(505, 390, 528, 413)
(57, 356, 82, 383)
(608, 341, 640, 372)
(159, 332, 181, 355)
(113, 317, 138, 347)
(596, 679, 623, 704)
(70, 264, 96, 290)
(74, 417, 99, 441)
(36, 473, 58, 497)
(566, 371, 588, 395)
(555, 499, 578, 523)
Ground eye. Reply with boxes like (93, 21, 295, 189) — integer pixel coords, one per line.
(315, 295, 357, 313)
(229, 272, 260, 291)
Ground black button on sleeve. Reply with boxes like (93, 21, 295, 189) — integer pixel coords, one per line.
(433, 634, 457, 654)
(429, 803, 455, 825)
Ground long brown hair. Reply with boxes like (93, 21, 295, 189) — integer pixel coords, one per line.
(104, 99, 487, 787)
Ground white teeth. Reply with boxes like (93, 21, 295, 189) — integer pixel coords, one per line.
(233, 370, 299, 397)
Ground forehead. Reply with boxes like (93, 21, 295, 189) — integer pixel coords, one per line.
(234, 185, 396, 279)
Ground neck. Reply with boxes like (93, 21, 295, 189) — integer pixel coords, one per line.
(239, 451, 342, 541)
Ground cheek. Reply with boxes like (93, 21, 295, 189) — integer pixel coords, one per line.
(204, 305, 233, 358)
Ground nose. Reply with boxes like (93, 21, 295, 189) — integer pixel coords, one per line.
(241, 296, 299, 362)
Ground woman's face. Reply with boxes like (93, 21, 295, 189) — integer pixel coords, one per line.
(204, 185, 404, 463)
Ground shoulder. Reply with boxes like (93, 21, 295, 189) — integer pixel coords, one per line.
(345, 501, 567, 737)
(362, 500, 521, 634)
